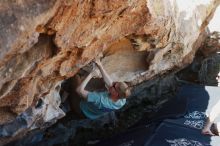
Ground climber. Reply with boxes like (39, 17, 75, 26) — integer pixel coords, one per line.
(202, 72, 220, 136)
(75, 58, 131, 119)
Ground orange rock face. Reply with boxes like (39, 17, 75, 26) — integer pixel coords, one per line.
(0, 0, 151, 122)
(0, 0, 219, 130)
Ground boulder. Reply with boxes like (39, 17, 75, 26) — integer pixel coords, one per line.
(0, 0, 219, 143)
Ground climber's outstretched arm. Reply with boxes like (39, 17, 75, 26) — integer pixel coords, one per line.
(76, 73, 93, 99)
(95, 59, 113, 88)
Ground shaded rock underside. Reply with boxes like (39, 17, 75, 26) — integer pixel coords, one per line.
(0, 0, 220, 144)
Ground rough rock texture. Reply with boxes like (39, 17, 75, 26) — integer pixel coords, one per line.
(0, 0, 220, 143)
(200, 6, 220, 56)
(0, 0, 61, 119)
